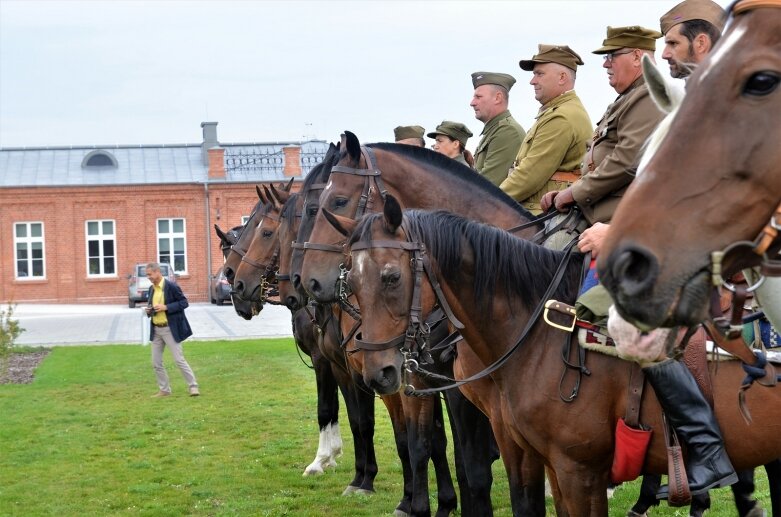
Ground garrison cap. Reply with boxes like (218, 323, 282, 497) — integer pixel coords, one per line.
(427, 121, 473, 147)
(660, 0, 726, 35)
(592, 26, 663, 54)
(519, 44, 585, 72)
(394, 125, 425, 142)
(471, 72, 516, 91)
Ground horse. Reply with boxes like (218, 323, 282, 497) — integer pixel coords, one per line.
(598, 0, 781, 332)
(240, 161, 461, 517)
(295, 132, 555, 516)
(330, 196, 781, 516)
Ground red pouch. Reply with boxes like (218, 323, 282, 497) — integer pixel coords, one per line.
(610, 418, 653, 483)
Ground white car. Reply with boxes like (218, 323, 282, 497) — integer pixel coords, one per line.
(127, 263, 176, 308)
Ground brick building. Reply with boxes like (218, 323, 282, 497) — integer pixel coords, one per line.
(0, 122, 328, 304)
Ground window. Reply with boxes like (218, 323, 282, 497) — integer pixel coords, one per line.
(241, 215, 250, 225)
(81, 150, 118, 169)
(14, 222, 45, 279)
(86, 220, 116, 276)
(157, 218, 187, 273)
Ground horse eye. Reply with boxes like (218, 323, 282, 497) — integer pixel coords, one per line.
(334, 198, 349, 209)
(262, 230, 274, 238)
(743, 71, 780, 97)
(306, 206, 318, 217)
(383, 271, 401, 287)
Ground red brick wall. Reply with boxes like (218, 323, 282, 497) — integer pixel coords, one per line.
(0, 182, 295, 305)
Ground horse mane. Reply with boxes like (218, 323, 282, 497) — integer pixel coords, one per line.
(352, 209, 581, 317)
(362, 143, 537, 221)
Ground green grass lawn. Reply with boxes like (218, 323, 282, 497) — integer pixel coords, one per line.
(0, 340, 772, 516)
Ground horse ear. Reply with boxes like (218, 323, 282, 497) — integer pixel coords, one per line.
(343, 131, 361, 164)
(256, 185, 267, 204)
(383, 195, 403, 234)
(214, 224, 228, 242)
(282, 178, 294, 192)
(322, 208, 358, 237)
(268, 183, 290, 205)
(642, 54, 684, 114)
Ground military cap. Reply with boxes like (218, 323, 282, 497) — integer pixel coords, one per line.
(592, 26, 663, 54)
(519, 44, 585, 72)
(660, 0, 726, 35)
(471, 72, 516, 91)
(427, 121, 473, 147)
(394, 125, 425, 142)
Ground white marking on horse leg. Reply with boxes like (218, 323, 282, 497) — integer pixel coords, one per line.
(303, 428, 329, 476)
(329, 422, 343, 459)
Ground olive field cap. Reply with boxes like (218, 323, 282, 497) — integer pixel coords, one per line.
(427, 121, 473, 147)
(592, 26, 663, 54)
(659, 0, 726, 34)
(519, 44, 585, 72)
(394, 125, 425, 141)
(471, 72, 516, 91)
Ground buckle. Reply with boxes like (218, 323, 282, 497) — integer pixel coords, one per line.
(543, 299, 577, 332)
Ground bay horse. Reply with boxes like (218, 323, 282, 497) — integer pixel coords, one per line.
(332, 197, 781, 516)
(295, 132, 551, 516)
(243, 163, 461, 517)
(599, 0, 781, 332)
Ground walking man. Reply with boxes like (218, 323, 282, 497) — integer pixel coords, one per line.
(146, 262, 199, 397)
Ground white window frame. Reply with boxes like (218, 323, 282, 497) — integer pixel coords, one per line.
(241, 215, 250, 225)
(157, 218, 187, 274)
(14, 221, 45, 280)
(85, 219, 116, 277)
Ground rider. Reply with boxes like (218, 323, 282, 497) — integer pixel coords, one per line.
(545, 14, 738, 499)
(394, 125, 426, 147)
(499, 44, 592, 215)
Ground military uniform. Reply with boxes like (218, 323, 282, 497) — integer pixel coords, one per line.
(571, 75, 664, 224)
(453, 154, 470, 167)
(474, 110, 525, 186)
(427, 120, 474, 168)
(501, 92, 591, 214)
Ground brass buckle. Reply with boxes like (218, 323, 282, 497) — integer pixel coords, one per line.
(543, 299, 577, 332)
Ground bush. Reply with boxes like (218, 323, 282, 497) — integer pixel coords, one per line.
(0, 304, 24, 357)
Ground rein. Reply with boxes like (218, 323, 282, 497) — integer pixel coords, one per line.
(349, 215, 580, 396)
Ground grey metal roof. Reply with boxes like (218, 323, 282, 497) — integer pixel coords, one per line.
(0, 140, 330, 188)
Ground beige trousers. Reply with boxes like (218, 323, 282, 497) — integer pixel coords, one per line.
(151, 326, 197, 393)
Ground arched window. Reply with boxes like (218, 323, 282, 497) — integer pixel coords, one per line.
(81, 150, 118, 168)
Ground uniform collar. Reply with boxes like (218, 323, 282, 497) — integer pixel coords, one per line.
(480, 110, 512, 135)
(536, 90, 577, 118)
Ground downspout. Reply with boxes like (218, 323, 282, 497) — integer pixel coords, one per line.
(204, 181, 212, 302)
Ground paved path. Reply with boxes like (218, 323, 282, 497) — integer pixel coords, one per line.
(10, 302, 293, 347)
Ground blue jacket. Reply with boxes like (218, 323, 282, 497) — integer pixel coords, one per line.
(148, 279, 193, 343)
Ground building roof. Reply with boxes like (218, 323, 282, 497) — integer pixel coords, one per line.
(0, 139, 330, 188)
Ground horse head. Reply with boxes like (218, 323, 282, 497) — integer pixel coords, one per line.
(290, 142, 340, 298)
(599, 4, 781, 329)
(233, 186, 284, 303)
(223, 186, 268, 284)
(277, 193, 306, 311)
(324, 195, 435, 394)
(301, 132, 375, 302)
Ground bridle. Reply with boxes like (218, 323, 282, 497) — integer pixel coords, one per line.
(348, 215, 580, 396)
(238, 211, 282, 304)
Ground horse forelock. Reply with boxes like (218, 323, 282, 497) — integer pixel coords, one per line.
(369, 143, 536, 221)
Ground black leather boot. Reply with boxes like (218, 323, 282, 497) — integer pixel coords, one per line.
(643, 359, 738, 498)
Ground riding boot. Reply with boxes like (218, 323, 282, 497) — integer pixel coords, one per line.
(642, 359, 738, 498)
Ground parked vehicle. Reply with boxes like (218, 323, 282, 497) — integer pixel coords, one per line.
(210, 270, 232, 306)
(127, 263, 176, 308)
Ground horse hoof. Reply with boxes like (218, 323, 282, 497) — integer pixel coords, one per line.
(393, 510, 410, 517)
(303, 463, 324, 476)
(743, 507, 766, 517)
(342, 486, 359, 496)
(352, 488, 374, 496)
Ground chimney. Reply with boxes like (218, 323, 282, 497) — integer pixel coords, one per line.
(201, 121, 219, 165)
(282, 146, 302, 177)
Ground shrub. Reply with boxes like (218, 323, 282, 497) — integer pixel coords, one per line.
(0, 304, 25, 357)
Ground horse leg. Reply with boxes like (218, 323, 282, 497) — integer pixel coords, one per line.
(442, 387, 497, 517)
(303, 346, 342, 476)
(545, 467, 569, 517)
(403, 394, 434, 517)
(689, 492, 711, 517)
(354, 378, 379, 493)
(380, 393, 414, 517)
(766, 458, 781, 516)
(337, 379, 377, 495)
(627, 475, 660, 516)
(549, 456, 609, 517)
(492, 420, 545, 516)
(429, 395, 457, 517)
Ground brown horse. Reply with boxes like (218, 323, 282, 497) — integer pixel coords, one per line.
(599, 0, 781, 331)
(332, 197, 781, 516)
(296, 133, 552, 515)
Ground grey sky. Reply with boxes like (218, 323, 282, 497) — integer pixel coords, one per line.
(0, 0, 730, 151)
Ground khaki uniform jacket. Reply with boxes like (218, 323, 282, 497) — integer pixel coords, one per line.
(500, 91, 592, 214)
(474, 110, 526, 187)
(453, 153, 471, 167)
(571, 76, 664, 224)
